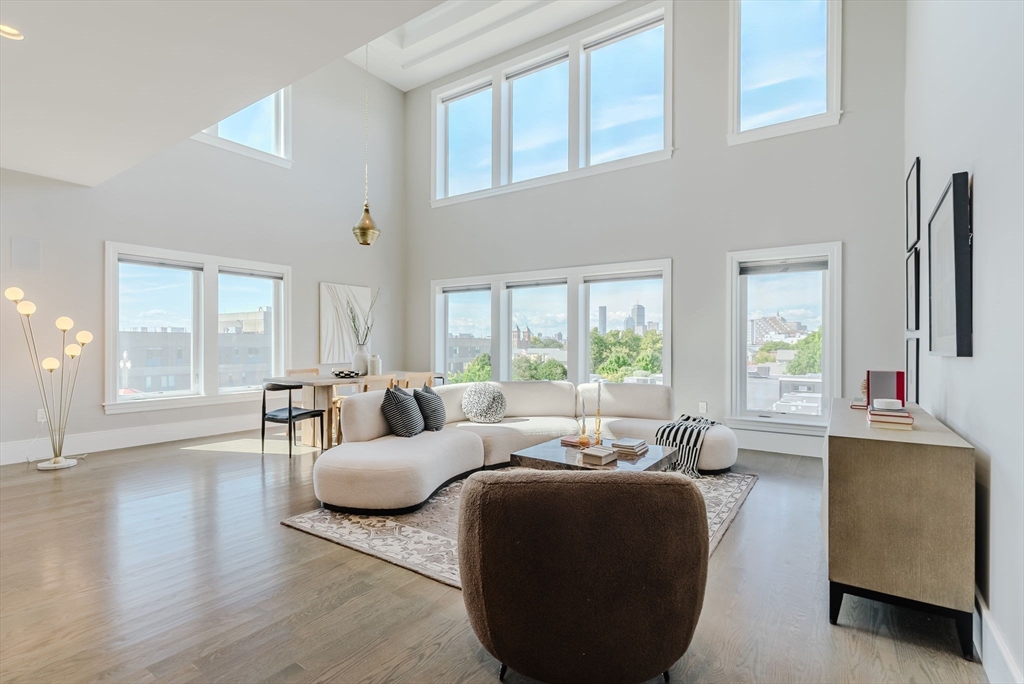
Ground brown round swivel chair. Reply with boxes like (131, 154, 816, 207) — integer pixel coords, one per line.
(458, 469, 709, 684)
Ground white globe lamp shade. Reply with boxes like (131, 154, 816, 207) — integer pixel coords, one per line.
(4, 287, 24, 302)
(41, 357, 60, 372)
(55, 316, 74, 332)
(16, 301, 36, 316)
(76, 330, 94, 346)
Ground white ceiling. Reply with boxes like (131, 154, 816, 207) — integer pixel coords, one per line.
(0, 0, 441, 186)
(345, 0, 624, 92)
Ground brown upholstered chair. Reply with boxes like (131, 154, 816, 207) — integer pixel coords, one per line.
(458, 469, 709, 684)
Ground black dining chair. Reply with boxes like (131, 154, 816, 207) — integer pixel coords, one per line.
(261, 382, 325, 459)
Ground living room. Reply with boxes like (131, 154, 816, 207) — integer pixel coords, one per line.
(0, 1, 1021, 683)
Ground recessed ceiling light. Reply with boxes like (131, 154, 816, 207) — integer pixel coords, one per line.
(0, 25, 25, 40)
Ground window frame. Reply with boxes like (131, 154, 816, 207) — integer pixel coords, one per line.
(191, 87, 293, 169)
(431, 1, 673, 207)
(430, 259, 672, 386)
(726, 0, 843, 146)
(724, 242, 842, 433)
(104, 241, 291, 414)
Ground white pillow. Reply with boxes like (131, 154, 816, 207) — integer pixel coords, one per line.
(461, 383, 507, 423)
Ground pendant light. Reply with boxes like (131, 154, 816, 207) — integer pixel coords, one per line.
(353, 45, 380, 246)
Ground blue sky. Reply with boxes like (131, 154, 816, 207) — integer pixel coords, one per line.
(512, 60, 569, 182)
(746, 271, 823, 331)
(448, 88, 492, 195)
(740, 0, 827, 131)
(217, 93, 276, 154)
(118, 265, 273, 331)
(445, 279, 664, 340)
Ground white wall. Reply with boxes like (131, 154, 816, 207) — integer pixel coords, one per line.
(905, 1, 1024, 679)
(0, 58, 407, 460)
(402, 0, 907, 423)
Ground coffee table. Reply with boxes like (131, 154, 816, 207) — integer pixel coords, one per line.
(510, 438, 678, 472)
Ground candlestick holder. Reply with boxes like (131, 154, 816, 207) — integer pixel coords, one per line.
(594, 409, 602, 445)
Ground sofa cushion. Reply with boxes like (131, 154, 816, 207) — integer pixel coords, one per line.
(451, 416, 581, 466)
(576, 383, 672, 421)
(462, 383, 507, 423)
(381, 387, 425, 437)
(413, 385, 446, 431)
(340, 389, 391, 443)
(313, 428, 484, 510)
(498, 381, 576, 418)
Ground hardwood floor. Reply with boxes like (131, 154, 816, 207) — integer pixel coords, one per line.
(0, 432, 986, 684)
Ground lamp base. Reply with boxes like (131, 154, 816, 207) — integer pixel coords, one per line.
(37, 457, 77, 471)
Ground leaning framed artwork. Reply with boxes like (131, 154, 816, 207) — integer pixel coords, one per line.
(927, 172, 972, 357)
(906, 248, 919, 331)
(906, 157, 921, 251)
(319, 283, 372, 364)
(905, 337, 919, 404)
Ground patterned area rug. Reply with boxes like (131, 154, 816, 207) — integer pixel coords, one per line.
(282, 471, 757, 589)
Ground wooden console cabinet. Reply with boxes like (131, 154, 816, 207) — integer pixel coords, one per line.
(823, 399, 975, 658)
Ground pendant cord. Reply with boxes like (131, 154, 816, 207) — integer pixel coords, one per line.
(363, 45, 369, 206)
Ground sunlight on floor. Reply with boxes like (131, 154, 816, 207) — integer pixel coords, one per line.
(180, 435, 320, 456)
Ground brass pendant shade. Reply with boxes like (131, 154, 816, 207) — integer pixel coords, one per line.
(353, 45, 379, 246)
(353, 201, 379, 246)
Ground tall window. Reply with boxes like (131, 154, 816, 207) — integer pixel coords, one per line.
(194, 88, 291, 164)
(511, 58, 569, 182)
(106, 243, 290, 414)
(730, 0, 841, 143)
(728, 244, 841, 423)
(433, 2, 672, 204)
(117, 260, 198, 399)
(587, 275, 664, 383)
(445, 86, 493, 197)
(587, 20, 665, 165)
(218, 272, 281, 391)
(509, 281, 569, 381)
(444, 287, 492, 383)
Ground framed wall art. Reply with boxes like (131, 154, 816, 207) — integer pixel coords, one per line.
(927, 172, 972, 357)
(906, 157, 921, 251)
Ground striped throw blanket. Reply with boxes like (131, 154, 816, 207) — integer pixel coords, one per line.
(655, 414, 718, 479)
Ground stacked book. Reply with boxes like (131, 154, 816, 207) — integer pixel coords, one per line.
(611, 438, 649, 458)
(867, 406, 914, 430)
(561, 435, 582, 447)
(580, 445, 617, 465)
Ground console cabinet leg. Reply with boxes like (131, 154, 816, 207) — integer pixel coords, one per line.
(829, 582, 843, 625)
(955, 611, 974, 660)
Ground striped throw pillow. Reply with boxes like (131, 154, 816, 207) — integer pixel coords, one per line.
(413, 385, 446, 431)
(381, 386, 424, 438)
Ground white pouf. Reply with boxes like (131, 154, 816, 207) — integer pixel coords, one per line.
(694, 424, 739, 471)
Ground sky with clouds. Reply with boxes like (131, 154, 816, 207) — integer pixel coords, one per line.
(746, 271, 823, 331)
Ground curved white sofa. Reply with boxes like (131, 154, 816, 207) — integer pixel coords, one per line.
(313, 381, 738, 511)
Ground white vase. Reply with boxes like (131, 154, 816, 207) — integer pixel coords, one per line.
(353, 344, 370, 376)
(369, 354, 382, 376)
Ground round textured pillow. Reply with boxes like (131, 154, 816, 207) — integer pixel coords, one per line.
(462, 383, 506, 423)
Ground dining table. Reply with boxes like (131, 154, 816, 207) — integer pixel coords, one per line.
(262, 371, 445, 449)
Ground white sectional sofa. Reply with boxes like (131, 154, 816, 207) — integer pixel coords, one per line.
(312, 380, 737, 512)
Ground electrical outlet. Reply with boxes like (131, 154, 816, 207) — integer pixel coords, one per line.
(698, 401, 708, 414)
(37, 409, 46, 423)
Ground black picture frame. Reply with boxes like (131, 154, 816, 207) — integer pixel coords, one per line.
(906, 338, 919, 404)
(906, 157, 921, 251)
(906, 248, 919, 331)
(927, 172, 973, 357)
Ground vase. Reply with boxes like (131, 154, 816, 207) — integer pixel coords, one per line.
(369, 354, 382, 376)
(352, 344, 370, 376)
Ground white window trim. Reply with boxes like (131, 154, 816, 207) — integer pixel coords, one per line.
(191, 87, 293, 169)
(104, 241, 292, 415)
(430, 259, 672, 387)
(430, 1, 673, 208)
(724, 242, 842, 431)
(726, 0, 842, 146)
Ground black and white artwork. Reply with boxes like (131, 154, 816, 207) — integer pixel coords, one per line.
(906, 157, 921, 252)
(927, 172, 973, 357)
(906, 248, 919, 331)
(906, 337, 919, 404)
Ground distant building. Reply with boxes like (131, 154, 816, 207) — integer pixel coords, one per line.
(511, 325, 532, 350)
(631, 303, 645, 329)
(554, 332, 563, 342)
(748, 313, 807, 345)
(623, 315, 635, 331)
(219, 307, 272, 334)
(647, 321, 659, 333)
(447, 334, 491, 375)
(598, 306, 607, 334)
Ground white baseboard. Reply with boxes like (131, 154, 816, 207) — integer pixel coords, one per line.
(732, 428, 824, 458)
(976, 588, 1023, 684)
(0, 414, 261, 466)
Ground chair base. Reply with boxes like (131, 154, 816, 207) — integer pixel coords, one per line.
(499, 663, 507, 681)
